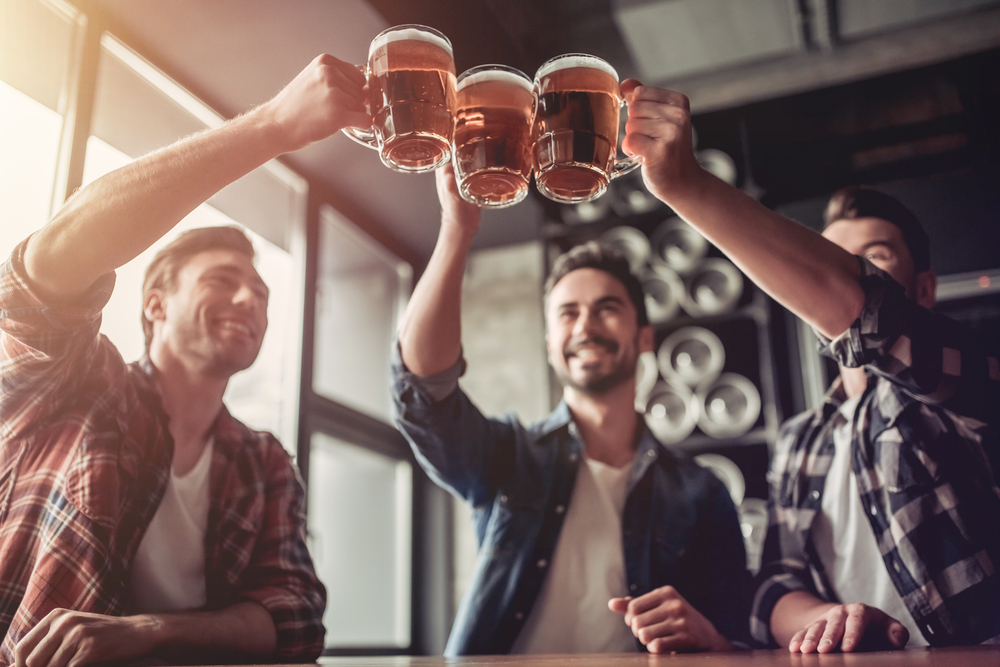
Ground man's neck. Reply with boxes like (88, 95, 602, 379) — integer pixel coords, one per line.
(564, 381, 639, 468)
(150, 348, 228, 476)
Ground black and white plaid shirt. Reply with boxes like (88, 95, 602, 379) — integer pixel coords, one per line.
(751, 258, 1000, 647)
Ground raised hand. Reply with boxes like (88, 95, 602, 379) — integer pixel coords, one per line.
(261, 53, 371, 153)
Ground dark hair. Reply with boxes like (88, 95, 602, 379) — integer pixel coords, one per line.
(824, 187, 930, 273)
(544, 241, 649, 327)
(142, 226, 256, 352)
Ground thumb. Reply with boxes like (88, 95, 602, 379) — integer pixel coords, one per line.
(608, 597, 632, 614)
(885, 619, 909, 648)
(620, 79, 642, 103)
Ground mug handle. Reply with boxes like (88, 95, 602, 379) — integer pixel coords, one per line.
(341, 65, 378, 149)
(611, 96, 641, 179)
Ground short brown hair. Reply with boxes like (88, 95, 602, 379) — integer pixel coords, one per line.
(141, 226, 256, 352)
(544, 241, 649, 327)
(824, 187, 930, 273)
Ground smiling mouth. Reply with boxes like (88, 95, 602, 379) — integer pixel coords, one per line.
(565, 337, 618, 360)
(216, 318, 255, 339)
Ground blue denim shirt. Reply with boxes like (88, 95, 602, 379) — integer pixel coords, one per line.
(391, 347, 751, 655)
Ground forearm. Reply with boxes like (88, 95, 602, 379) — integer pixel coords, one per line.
(665, 171, 864, 339)
(146, 600, 277, 661)
(398, 222, 477, 376)
(769, 590, 838, 648)
(24, 107, 286, 302)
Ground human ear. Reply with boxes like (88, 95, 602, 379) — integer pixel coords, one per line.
(914, 271, 937, 309)
(143, 289, 167, 323)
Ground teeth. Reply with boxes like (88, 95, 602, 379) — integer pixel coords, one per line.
(219, 320, 251, 336)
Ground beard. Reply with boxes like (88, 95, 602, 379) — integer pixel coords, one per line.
(554, 335, 637, 395)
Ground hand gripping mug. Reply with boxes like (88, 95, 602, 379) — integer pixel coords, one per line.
(452, 65, 535, 208)
(342, 25, 457, 173)
(531, 54, 641, 203)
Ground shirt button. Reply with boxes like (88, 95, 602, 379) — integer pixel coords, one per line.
(568, 453, 579, 463)
(555, 505, 566, 514)
(893, 560, 901, 572)
(870, 505, 878, 516)
(537, 559, 548, 568)
(630, 583, 637, 592)
(500, 495, 508, 504)
(810, 490, 820, 501)
(514, 612, 524, 621)
(646, 449, 656, 459)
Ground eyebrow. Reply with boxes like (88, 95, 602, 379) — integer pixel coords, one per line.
(555, 295, 627, 311)
(203, 265, 270, 295)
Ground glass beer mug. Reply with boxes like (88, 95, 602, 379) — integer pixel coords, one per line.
(532, 54, 641, 203)
(343, 25, 457, 173)
(452, 65, 534, 208)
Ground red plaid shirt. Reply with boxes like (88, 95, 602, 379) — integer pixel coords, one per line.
(0, 239, 325, 663)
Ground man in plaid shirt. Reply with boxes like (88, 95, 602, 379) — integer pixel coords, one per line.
(0, 54, 371, 664)
(619, 81, 998, 652)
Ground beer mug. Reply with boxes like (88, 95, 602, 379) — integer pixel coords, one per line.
(343, 25, 456, 173)
(452, 65, 534, 208)
(531, 53, 641, 204)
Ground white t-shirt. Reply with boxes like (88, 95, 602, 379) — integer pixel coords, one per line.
(509, 452, 637, 653)
(129, 439, 214, 613)
(812, 396, 928, 647)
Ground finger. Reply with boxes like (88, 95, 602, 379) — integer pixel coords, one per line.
(608, 597, 632, 614)
(841, 607, 871, 652)
(886, 619, 909, 648)
(625, 115, 689, 143)
(14, 610, 58, 667)
(788, 628, 806, 653)
(817, 607, 847, 653)
(628, 85, 690, 111)
(625, 587, 675, 624)
(626, 99, 690, 123)
(620, 79, 643, 102)
(798, 619, 826, 654)
(45, 636, 81, 667)
(634, 617, 683, 646)
(647, 632, 695, 653)
(620, 132, 659, 162)
(17, 628, 63, 667)
(632, 599, 680, 631)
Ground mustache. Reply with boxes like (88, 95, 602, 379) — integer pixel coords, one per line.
(564, 336, 619, 356)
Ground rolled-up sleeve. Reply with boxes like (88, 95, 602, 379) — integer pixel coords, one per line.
(237, 441, 326, 661)
(0, 238, 116, 439)
(817, 257, 999, 425)
(391, 340, 517, 510)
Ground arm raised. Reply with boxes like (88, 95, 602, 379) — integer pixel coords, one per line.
(24, 54, 369, 303)
(620, 81, 864, 340)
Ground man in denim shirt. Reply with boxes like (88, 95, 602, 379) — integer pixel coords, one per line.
(392, 167, 750, 655)
(618, 82, 998, 653)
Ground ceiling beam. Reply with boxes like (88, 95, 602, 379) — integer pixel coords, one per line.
(661, 6, 1000, 114)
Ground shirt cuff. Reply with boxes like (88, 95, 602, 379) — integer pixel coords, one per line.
(813, 255, 907, 369)
(390, 339, 466, 403)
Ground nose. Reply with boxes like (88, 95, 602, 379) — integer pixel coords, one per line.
(572, 306, 599, 338)
(232, 281, 265, 313)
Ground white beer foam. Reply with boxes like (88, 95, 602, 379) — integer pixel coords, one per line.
(535, 54, 619, 82)
(370, 27, 453, 58)
(458, 68, 532, 91)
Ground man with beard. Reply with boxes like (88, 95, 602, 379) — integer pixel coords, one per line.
(0, 54, 370, 664)
(391, 166, 751, 655)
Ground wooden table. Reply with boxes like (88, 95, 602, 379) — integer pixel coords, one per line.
(314, 647, 1000, 667)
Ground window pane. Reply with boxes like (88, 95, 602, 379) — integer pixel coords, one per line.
(0, 0, 81, 257)
(308, 433, 412, 648)
(82, 37, 307, 454)
(313, 205, 411, 422)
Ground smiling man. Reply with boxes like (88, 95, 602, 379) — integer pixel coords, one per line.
(391, 166, 751, 656)
(0, 53, 372, 664)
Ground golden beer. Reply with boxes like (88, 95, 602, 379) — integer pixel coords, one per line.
(532, 54, 639, 203)
(344, 26, 456, 173)
(453, 66, 534, 208)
